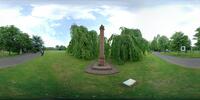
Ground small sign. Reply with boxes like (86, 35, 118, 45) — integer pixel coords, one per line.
(123, 79, 136, 87)
(181, 46, 186, 52)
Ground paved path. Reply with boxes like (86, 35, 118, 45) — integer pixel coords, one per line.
(0, 53, 40, 68)
(153, 52, 200, 68)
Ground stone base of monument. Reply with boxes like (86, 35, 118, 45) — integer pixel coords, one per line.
(85, 62, 119, 75)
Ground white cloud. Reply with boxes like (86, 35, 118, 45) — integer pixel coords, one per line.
(0, 4, 98, 47)
(0, 6, 22, 25)
(97, 4, 200, 45)
(91, 5, 137, 38)
(1, 3, 200, 47)
(50, 23, 61, 27)
(31, 4, 96, 20)
(135, 4, 200, 45)
(0, 5, 65, 47)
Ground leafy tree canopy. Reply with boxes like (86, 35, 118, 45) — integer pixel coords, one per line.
(32, 35, 44, 53)
(170, 32, 191, 51)
(110, 27, 148, 64)
(55, 45, 66, 50)
(194, 27, 200, 50)
(68, 25, 150, 64)
(0, 25, 44, 54)
(68, 24, 98, 60)
(158, 35, 169, 51)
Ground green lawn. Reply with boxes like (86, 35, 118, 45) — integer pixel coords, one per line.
(0, 51, 199, 99)
(161, 51, 200, 58)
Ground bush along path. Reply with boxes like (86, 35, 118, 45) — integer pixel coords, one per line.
(153, 52, 200, 68)
(0, 53, 40, 68)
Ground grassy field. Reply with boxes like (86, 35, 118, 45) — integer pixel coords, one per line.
(161, 51, 200, 58)
(0, 51, 199, 99)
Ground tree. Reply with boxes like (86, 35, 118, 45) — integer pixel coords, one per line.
(158, 35, 169, 52)
(14, 33, 32, 54)
(59, 45, 66, 50)
(151, 37, 158, 51)
(104, 37, 110, 58)
(150, 35, 160, 51)
(68, 25, 149, 64)
(68, 24, 98, 60)
(170, 32, 191, 52)
(194, 27, 200, 50)
(56, 45, 59, 49)
(0, 25, 44, 54)
(0, 27, 4, 51)
(32, 35, 44, 53)
(55, 45, 66, 50)
(110, 27, 148, 64)
(0, 25, 21, 54)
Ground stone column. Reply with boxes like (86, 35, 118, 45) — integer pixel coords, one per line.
(98, 25, 105, 66)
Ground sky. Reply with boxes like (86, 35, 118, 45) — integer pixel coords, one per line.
(0, 0, 200, 47)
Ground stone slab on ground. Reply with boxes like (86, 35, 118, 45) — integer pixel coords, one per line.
(123, 79, 136, 87)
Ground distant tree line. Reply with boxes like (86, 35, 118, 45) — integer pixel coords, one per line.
(67, 24, 200, 64)
(67, 24, 150, 64)
(0, 25, 44, 54)
(150, 30, 199, 52)
(55, 45, 66, 50)
(45, 45, 66, 50)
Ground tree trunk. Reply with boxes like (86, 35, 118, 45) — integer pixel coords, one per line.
(9, 49, 11, 55)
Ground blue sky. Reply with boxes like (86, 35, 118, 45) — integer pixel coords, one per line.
(0, 0, 200, 47)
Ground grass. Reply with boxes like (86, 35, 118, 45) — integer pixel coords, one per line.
(0, 51, 18, 58)
(161, 51, 200, 58)
(0, 51, 199, 99)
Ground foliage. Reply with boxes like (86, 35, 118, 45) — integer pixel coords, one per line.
(151, 33, 191, 52)
(104, 37, 110, 58)
(68, 24, 98, 60)
(0, 25, 44, 54)
(45, 47, 57, 50)
(170, 32, 191, 51)
(32, 35, 44, 53)
(194, 27, 200, 50)
(150, 35, 160, 51)
(14, 33, 32, 53)
(158, 35, 170, 51)
(110, 27, 148, 64)
(56, 45, 66, 50)
(0, 25, 21, 54)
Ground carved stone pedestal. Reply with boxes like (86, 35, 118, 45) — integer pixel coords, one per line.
(85, 62, 118, 75)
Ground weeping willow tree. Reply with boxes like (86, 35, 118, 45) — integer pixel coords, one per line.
(68, 24, 98, 60)
(110, 27, 149, 64)
(68, 25, 149, 64)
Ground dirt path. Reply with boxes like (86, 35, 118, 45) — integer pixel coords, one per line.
(0, 53, 40, 68)
(153, 52, 200, 68)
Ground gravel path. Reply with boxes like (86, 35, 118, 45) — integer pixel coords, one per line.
(153, 52, 200, 68)
(0, 53, 40, 68)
